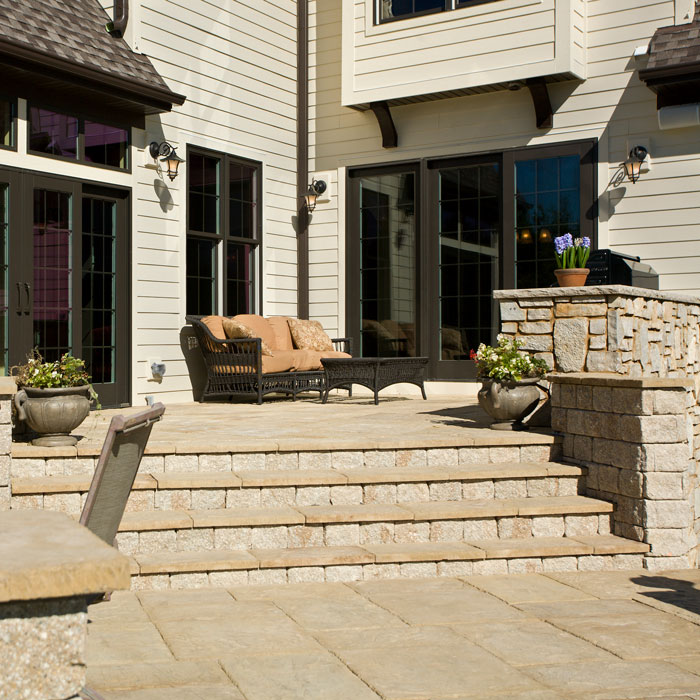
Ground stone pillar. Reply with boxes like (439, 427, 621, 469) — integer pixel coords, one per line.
(0, 376, 16, 510)
(551, 374, 697, 569)
(0, 510, 130, 699)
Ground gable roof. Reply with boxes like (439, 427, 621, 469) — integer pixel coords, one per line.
(0, 0, 185, 115)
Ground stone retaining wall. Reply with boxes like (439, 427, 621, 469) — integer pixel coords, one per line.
(0, 510, 129, 699)
(550, 374, 697, 569)
(0, 377, 16, 509)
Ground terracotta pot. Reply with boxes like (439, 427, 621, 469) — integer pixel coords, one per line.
(477, 378, 543, 431)
(14, 385, 91, 446)
(554, 267, 590, 287)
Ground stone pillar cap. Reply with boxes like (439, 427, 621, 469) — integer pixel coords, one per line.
(0, 510, 131, 603)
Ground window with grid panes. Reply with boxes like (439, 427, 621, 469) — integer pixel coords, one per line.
(378, 0, 500, 23)
(186, 148, 261, 317)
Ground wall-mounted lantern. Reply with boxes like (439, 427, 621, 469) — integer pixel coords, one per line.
(304, 179, 327, 212)
(149, 141, 184, 181)
(624, 146, 649, 184)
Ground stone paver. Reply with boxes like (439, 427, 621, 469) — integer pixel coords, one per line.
(86, 570, 700, 699)
(16, 397, 556, 455)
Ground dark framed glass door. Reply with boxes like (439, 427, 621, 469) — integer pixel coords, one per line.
(347, 140, 596, 381)
(1, 168, 130, 407)
(425, 156, 502, 379)
(347, 163, 419, 358)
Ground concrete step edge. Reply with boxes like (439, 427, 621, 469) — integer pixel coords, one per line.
(12, 462, 584, 495)
(128, 535, 649, 576)
(117, 495, 613, 532)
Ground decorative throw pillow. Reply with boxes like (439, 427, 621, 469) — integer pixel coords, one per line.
(287, 318, 334, 352)
(222, 318, 274, 356)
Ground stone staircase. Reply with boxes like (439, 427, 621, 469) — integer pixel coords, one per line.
(9, 440, 649, 589)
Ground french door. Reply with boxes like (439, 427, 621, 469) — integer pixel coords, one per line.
(347, 140, 596, 380)
(1, 168, 130, 406)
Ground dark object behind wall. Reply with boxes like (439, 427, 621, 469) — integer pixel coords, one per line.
(586, 249, 659, 289)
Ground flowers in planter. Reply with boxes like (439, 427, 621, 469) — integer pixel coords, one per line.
(12, 351, 99, 404)
(470, 335, 549, 381)
(554, 233, 591, 269)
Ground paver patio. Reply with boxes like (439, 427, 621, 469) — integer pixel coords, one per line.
(18, 396, 552, 454)
(86, 569, 700, 700)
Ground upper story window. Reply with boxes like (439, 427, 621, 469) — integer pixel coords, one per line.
(378, 0, 495, 23)
(0, 97, 16, 150)
(28, 106, 129, 170)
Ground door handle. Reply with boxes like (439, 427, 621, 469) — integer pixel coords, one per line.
(23, 283, 31, 315)
(15, 282, 21, 314)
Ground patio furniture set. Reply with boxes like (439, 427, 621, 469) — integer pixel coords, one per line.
(187, 314, 428, 404)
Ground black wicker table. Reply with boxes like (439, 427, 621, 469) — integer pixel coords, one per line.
(321, 357, 428, 405)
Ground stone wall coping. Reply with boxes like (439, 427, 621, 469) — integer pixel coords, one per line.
(0, 510, 130, 603)
(549, 372, 693, 389)
(0, 376, 17, 396)
(494, 285, 700, 305)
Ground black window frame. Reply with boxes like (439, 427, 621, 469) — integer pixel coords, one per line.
(347, 139, 597, 380)
(27, 102, 131, 173)
(376, 0, 502, 24)
(0, 95, 17, 152)
(186, 145, 263, 317)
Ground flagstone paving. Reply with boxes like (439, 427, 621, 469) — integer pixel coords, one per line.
(86, 569, 700, 699)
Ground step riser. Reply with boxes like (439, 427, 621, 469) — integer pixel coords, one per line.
(10, 443, 562, 478)
(115, 514, 612, 556)
(129, 552, 645, 590)
(11, 475, 581, 515)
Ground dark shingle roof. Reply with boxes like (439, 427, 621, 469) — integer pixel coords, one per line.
(0, 0, 183, 107)
(645, 1, 700, 73)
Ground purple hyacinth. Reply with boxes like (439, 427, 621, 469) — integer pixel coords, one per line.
(554, 235, 570, 255)
(582, 236, 591, 248)
(564, 232, 574, 247)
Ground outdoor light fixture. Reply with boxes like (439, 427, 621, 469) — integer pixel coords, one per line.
(539, 228, 552, 242)
(149, 141, 184, 181)
(518, 229, 533, 243)
(304, 179, 327, 212)
(624, 146, 648, 184)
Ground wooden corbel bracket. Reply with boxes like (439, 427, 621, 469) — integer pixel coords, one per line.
(369, 100, 398, 148)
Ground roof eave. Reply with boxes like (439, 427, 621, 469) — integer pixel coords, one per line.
(0, 36, 186, 114)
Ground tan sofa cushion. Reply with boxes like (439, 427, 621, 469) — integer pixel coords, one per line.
(233, 314, 277, 351)
(261, 351, 298, 374)
(262, 349, 351, 373)
(287, 318, 334, 352)
(267, 316, 294, 352)
(222, 317, 274, 356)
(201, 315, 226, 340)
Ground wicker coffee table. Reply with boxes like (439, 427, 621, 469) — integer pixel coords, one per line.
(321, 357, 428, 405)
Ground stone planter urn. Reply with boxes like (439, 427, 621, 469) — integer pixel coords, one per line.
(14, 385, 91, 446)
(477, 377, 544, 430)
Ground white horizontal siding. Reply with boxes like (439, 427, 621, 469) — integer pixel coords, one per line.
(342, 0, 584, 105)
(309, 0, 700, 340)
(131, 0, 298, 404)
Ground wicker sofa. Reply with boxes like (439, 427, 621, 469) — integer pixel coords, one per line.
(186, 314, 353, 403)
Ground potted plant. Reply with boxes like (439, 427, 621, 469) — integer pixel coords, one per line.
(472, 335, 550, 430)
(12, 352, 98, 446)
(554, 233, 591, 286)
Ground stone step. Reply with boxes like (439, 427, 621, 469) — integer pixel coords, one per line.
(10, 462, 583, 514)
(113, 496, 614, 556)
(10, 440, 562, 478)
(126, 535, 650, 589)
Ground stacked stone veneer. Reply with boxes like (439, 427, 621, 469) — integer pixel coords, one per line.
(496, 285, 700, 569)
(551, 375, 697, 569)
(0, 510, 129, 699)
(0, 377, 15, 509)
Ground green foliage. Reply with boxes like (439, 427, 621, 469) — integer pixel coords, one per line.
(472, 335, 550, 382)
(11, 350, 100, 405)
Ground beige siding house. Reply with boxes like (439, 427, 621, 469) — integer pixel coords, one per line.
(0, 0, 699, 404)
